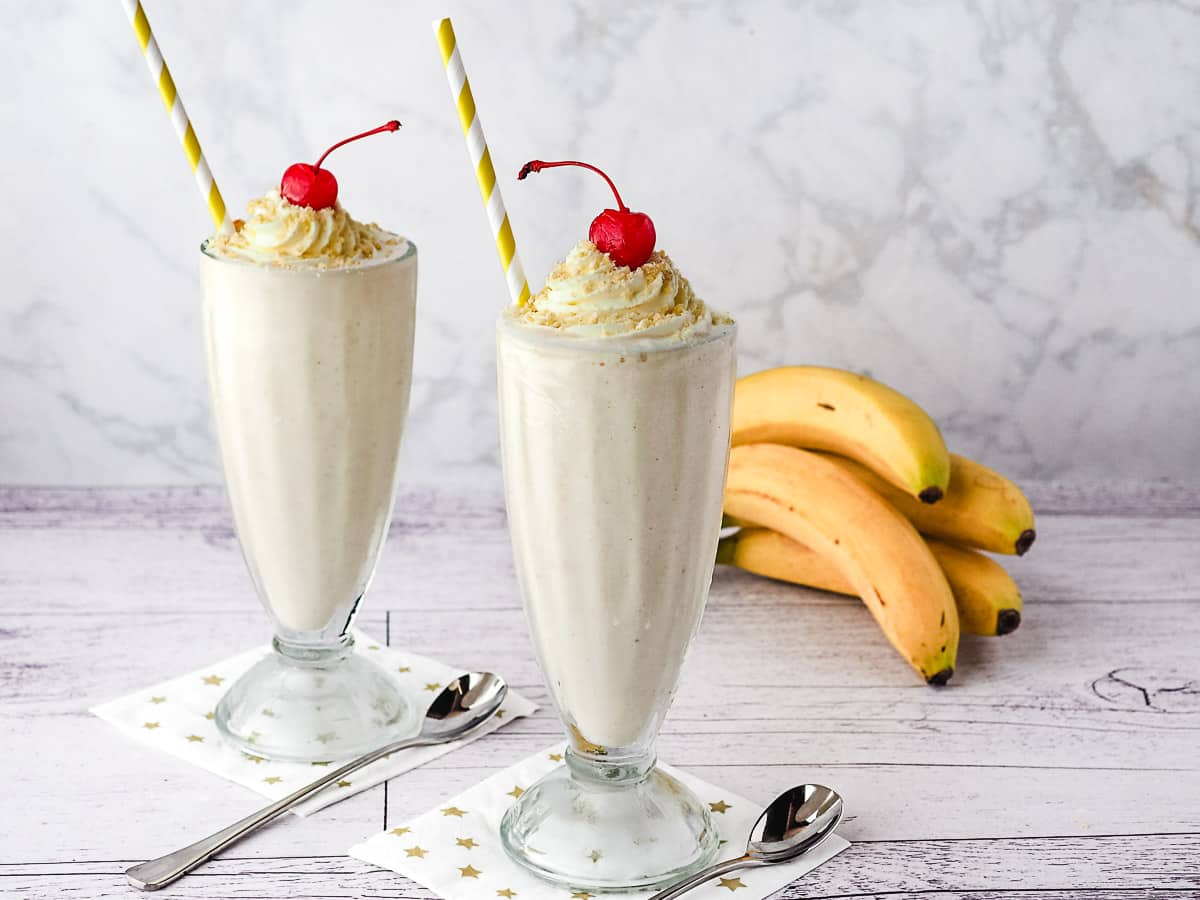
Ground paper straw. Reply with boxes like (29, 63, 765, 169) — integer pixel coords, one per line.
(121, 0, 230, 233)
(433, 18, 531, 306)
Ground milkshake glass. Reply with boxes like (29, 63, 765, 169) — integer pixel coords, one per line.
(497, 241, 736, 888)
(200, 189, 419, 761)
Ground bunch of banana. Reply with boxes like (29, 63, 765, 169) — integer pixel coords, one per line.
(721, 366, 1036, 685)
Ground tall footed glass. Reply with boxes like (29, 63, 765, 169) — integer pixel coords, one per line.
(496, 314, 737, 889)
(200, 242, 419, 762)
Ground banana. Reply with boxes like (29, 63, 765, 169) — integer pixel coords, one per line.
(717, 527, 846, 593)
(724, 443, 958, 684)
(926, 540, 1023, 635)
(816, 452, 1036, 555)
(732, 366, 950, 502)
(718, 528, 1022, 636)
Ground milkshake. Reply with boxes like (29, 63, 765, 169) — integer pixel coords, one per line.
(498, 160, 736, 889)
(498, 243, 734, 749)
(203, 191, 415, 636)
(202, 122, 421, 762)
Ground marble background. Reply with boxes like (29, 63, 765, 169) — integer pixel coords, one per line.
(1, 0, 1197, 485)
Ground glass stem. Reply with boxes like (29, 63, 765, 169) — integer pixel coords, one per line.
(273, 631, 354, 665)
(565, 744, 656, 787)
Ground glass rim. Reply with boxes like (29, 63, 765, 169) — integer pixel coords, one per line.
(199, 237, 417, 272)
(496, 311, 736, 355)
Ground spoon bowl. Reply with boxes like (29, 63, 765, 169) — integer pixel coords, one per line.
(746, 784, 844, 862)
(648, 783, 844, 900)
(421, 671, 509, 741)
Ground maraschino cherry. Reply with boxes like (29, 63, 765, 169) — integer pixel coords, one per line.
(280, 120, 401, 210)
(517, 159, 656, 269)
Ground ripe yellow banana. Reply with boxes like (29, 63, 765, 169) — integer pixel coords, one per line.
(732, 366, 950, 503)
(926, 540, 1023, 635)
(816, 452, 1036, 555)
(718, 528, 1022, 636)
(724, 443, 958, 684)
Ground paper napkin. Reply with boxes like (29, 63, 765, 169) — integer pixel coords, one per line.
(351, 743, 849, 899)
(91, 631, 536, 815)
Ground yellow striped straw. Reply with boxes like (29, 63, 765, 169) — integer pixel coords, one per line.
(121, 0, 230, 233)
(433, 18, 531, 307)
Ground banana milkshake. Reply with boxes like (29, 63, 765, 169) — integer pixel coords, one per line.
(498, 157, 736, 889)
(498, 242, 734, 748)
(203, 189, 416, 635)
(201, 121, 422, 762)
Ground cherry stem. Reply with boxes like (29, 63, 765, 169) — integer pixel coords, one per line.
(517, 160, 628, 212)
(314, 120, 401, 170)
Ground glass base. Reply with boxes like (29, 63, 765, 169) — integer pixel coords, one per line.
(214, 638, 419, 762)
(500, 750, 719, 891)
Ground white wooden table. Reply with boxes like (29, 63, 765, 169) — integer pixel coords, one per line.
(3, 481, 1199, 898)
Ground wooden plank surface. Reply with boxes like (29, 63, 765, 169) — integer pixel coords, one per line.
(4, 835, 1200, 897)
(1, 482, 1198, 898)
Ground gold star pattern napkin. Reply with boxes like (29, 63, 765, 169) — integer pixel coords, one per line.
(350, 744, 849, 899)
(90, 631, 536, 816)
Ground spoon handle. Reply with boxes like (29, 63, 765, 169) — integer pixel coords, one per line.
(125, 736, 427, 891)
(649, 855, 761, 900)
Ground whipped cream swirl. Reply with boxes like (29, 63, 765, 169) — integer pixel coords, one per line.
(514, 241, 729, 341)
(207, 189, 406, 267)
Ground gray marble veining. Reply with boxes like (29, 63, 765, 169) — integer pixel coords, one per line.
(0, 0, 1197, 484)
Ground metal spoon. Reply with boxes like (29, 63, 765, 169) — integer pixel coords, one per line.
(650, 784, 844, 900)
(126, 671, 507, 891)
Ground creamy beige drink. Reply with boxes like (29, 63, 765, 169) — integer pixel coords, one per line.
(203, 190, 416, 635)
(196, 120, 423, 763)
(498, 157, 734, 887)
(498, 241, 735, 749)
